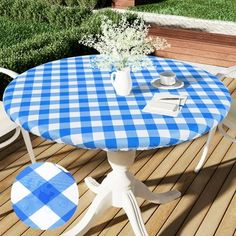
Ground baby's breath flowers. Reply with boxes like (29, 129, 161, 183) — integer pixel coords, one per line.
(79, 15, 170, 71)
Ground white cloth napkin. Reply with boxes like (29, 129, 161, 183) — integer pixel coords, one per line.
(142, 93, 188, 117)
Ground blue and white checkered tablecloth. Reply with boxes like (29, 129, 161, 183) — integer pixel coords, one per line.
(11, 162, 78, 230)
(3, 55, 231, 151)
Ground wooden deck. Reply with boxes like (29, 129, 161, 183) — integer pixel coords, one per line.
(1, 27, 236, 236)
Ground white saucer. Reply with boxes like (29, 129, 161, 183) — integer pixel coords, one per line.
(151, 78, 184, 90)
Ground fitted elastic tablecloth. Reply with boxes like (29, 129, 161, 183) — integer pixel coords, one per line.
(3, 55, 231, 151)
(11, 162, 78, 230)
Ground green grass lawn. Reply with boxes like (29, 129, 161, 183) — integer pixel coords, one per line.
(130, 0, 236, 22)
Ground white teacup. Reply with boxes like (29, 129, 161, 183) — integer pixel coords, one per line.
(160, 71, 176, 86)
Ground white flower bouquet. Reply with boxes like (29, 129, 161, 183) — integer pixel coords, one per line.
(79, 15, 170, 71)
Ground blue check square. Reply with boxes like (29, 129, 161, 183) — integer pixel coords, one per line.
(32, 182, 60, 204)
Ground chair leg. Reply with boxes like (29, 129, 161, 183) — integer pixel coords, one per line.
(21, 128, 36, 163)
(0, 127, 21, 149)
(195, 127, 216, 173)
(218, 123, 236, 143)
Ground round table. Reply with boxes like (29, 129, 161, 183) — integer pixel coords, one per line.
(3, 55, 231, 236)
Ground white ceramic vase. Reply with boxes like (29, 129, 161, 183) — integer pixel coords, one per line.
(111, 68, 132, 96)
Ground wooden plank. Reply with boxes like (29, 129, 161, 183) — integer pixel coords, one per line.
(0, 135, 36, 161)
(195, 162, 236, 235)
(161, 37, 236, 56)
(0, 139, 51, 186)
(147, 132, 234, 235)
(162, 46, 236, 62)
(172, 143, 236, 235)
(214, 193, 236, 236)
(0, 142, 66, 194)
(0, 136, 43, 173)
(149, 26, 236, 47)
(156, 51, 235, 67)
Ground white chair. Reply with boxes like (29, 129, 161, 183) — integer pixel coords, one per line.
(195, 65, 236, 173)
(0, 68, 36, 163)
(218, 99, 236, 142)
(217, 66, 236, 143)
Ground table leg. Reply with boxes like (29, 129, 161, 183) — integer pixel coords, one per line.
(84, 177, 101, 194)
(62, 186, 112, 236)
(122, 190, 148, 236)
(134, 179, 181, 204)
(62, 150, 181, 236)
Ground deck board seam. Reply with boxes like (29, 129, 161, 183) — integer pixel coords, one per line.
(0, 136, 39, 170)
(213, 190, 236, 236)
(194, 160, 236, 235)
(175, 140, 234, 235)
(148, 134, 226, 235)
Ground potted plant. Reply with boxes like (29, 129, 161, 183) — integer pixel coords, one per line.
(79, 15, 170, 96)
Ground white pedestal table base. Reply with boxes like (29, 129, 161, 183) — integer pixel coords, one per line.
(62, 150, 181, 236)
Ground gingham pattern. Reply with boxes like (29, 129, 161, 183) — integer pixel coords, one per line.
(3, 55, 231, 151)
(11, 162, 78, 230)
